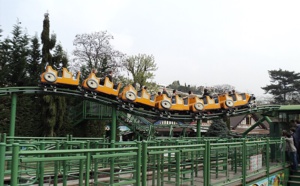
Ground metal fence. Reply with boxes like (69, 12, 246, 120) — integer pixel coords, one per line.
(0, 135, 286, 186)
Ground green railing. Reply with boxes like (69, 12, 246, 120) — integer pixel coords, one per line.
(0, 136, 287, 186)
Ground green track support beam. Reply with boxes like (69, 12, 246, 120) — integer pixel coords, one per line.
(264, 116, 272, 123)
(9, 93, 17, 140)
(111, 106, 117, 145)
(110, 107, 117, 185)
(242, 116, 270, 137)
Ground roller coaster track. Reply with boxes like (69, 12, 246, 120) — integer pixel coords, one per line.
(0, 86, 281, 121)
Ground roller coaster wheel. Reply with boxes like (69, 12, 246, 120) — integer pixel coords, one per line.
(161, 100, 171, 109)
(87, 79, 98, 89)
(83, 91, 88, 97)
(44, 72, 56, 83)
(125, 91, 136, 101)
(194, 103, 204, 111)
(225, 100, 234, 107)
(42, 85, 48, 91)
(77, 86, 83, 92)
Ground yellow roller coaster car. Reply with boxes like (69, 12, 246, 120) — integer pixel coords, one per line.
(169, 95, 189, 113)
(201, 95, 222, 112)
(155, 94, 172, 111)
(119, 84, 138, 102)
(219, 92, 254, 109)
(41, 66, 80, 86)
(218, 93, 235, 109)
(186, 95, 221, 113)
(82, 72, 121, 97)
(136, 88, 157, 108)
(119, 85, 157, 108)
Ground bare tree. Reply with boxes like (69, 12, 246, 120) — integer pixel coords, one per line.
(73, 31, 124, 77)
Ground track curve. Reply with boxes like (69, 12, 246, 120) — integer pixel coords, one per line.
(0, 86, 281, 121)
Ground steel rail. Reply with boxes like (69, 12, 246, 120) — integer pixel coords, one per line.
(0, 86, 281, 121)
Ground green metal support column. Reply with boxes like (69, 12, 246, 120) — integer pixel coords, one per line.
(0, 143, 5, 186)
(142, 141, 148, 186)
(110, 106, 117, 185)
(204, 140, 210, 186)
(136, 142, 142, 186)
(242, 116, 266, 137)
(266, 139, 270, 177)
(169, 125, 173, 137)
(7, 94, 17, 170)
(196, 120, 201, 137)
(9, 93, 17, 140)
(11, 143, 20, 186)
(111, 106, 117, 145)
(242, 139, 247, 186)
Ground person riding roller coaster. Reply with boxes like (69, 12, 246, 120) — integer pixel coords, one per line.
(203, 88, 210, 97)
(106, 70, 119, 89)
(106, 70, 113, 82)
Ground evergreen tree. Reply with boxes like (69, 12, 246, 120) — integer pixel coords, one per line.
(40, 15, 71, 136)
(52, 44, 69, 135)
(52, 44, 68, 67)
(262, 69, 300, 104)
(27, 34, 42, 85)
(0, 31, 11, 87)
(41, 12, 56, 68)
(0, 27, 10, 133)
(7, 21, 30, 86)
(40, 13, 58, 136)
(206, 119, 230, 137)
(0, 97, 10, 134)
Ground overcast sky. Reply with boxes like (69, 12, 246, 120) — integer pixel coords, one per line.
(1, 0, 300, 97)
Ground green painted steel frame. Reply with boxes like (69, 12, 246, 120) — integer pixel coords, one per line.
(0, 137, 287, 186)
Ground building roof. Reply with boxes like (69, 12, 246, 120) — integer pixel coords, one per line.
(155, 128, 193, 132)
